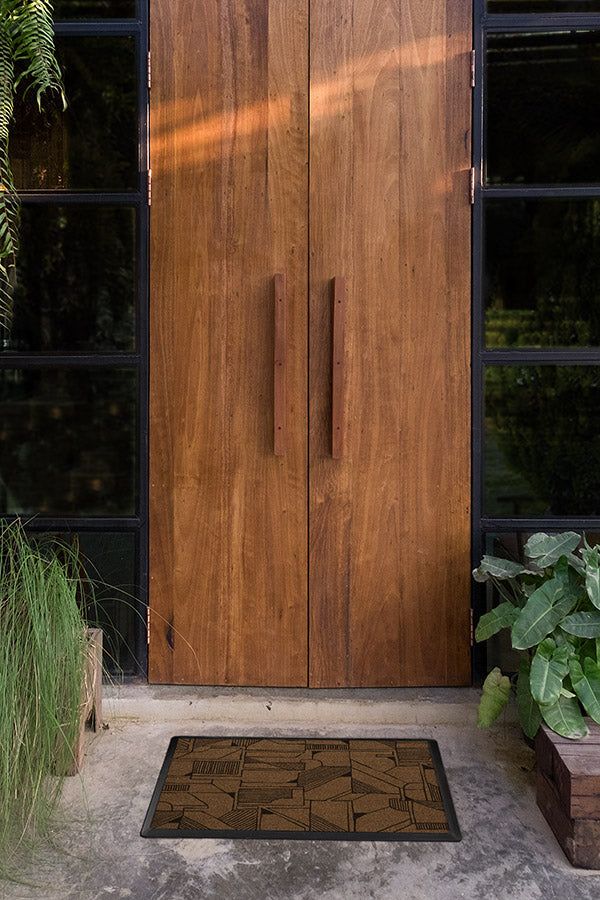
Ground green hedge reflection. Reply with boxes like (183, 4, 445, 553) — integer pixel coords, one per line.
(485, 199, 600, 348)
(485, 366, 600, 516)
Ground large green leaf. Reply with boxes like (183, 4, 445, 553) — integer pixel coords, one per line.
(478, 667, 511, 728)
(540, 693, 589, 739)
(522, 576, 544, 598)
(569, 657, 600, 723)
(566, 553, 586, 576)
(578, 638, 598, 661)
(560, 611, 600, 639)
(475, 602, 520, 642)
(511, 577, 576, 650)
(524, 532, 581, 568)
(582, 547, 600, 610)
(530, 639, 569, 706)
(472, 555, 530, 583)
(516, 659, 542, 739)
(553, 558, 587, 608)
(555, 629, 574, 648)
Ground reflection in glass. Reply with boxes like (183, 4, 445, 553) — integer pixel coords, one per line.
(486, 32, 600, 184)
(489, 1, 600, 9)
(0, 369, 137, 516)
(5, 206, 136, 352)
(54, 0, 136, 15)
(484, 366, 600, 516)
(485, 199, 600, 347)
(11, 37, 137, 191)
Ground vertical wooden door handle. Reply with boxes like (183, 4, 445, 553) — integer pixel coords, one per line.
(273, 273, 286, 456)
(331, 276, 346, 459)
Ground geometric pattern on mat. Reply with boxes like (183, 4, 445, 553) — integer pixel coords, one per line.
(141, 737, 460, 841)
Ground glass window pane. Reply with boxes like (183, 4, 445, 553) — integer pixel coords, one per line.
(78, 532, 138, 676)
(54, 0, 136, 16)
(4, 205, 136, 353)
(489, 1, 600, 9)
(30, 531, 139, 675)
(486, 32, 600, 185)
(484, 366, 600, 516)
(484, 199, 600, 348)
(11, 37, 137, 191)
(0, 369, 137, 516)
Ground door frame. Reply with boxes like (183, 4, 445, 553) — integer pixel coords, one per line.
(141, 0, 600, 684)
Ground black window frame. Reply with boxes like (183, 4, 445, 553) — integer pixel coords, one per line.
(473, 2, 600, 678)
(0, 5, 149, 676)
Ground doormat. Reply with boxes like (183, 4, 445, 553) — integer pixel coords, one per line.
(141, 737, 461, 841)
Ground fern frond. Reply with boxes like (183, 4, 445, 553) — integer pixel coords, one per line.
(0, 1, 65, 330)
(9, 1, 65, 110)
(0, 12, 18, 326)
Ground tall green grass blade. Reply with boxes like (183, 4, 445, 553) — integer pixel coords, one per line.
(0, 520, 87, 877)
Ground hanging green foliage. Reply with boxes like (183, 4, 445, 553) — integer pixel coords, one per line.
(0, 1, 65, 325)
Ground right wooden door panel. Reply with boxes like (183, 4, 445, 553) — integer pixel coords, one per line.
(309, 0, 472, 686)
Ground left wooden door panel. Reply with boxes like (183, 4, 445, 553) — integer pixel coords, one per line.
(150, 0, 309, 685)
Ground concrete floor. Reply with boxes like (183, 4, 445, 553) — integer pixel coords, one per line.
(2, 690, 600, 900)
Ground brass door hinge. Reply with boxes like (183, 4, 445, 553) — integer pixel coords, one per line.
(147, 169, 152, 207)
(147, 606, 151, 645)
(147, 50, 152, 90)
(470, 49, 476, 88)
(469, 167, 476, 205)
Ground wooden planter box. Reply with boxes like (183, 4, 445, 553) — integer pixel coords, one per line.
(536, 722, 600, 869)
(65, 627, 103, 776)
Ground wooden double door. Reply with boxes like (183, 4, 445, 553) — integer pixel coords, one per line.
(149, 0, 472, 687)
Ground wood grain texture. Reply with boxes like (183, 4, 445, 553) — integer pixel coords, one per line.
(537, 771, 600, 869)
(309, 0, 472, 686)
(150, 0, 309, 685)
(536, 722, 600, 819)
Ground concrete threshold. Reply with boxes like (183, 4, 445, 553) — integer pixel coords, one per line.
(103, 683, 516, 728)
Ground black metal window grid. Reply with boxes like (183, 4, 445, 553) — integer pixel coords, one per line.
(472, 2, 600, 678)
(0, 3, 149, 675)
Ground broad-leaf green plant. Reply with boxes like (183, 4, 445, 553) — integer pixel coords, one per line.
(0, 1, 65, 325)
(474, 531, 600, 740)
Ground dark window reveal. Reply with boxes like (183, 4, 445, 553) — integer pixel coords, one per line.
(484, 198, 600, 348)
(484, 366, 600, 517)
(5, 205, 136, 353)
(76, 532, 138, 676)
(11, 37, 137, 191)
(54, 0, 136, 16)
(486, 32, 600, 185)
(488, 1, 600, 10)
(0, 369, 138, 516)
